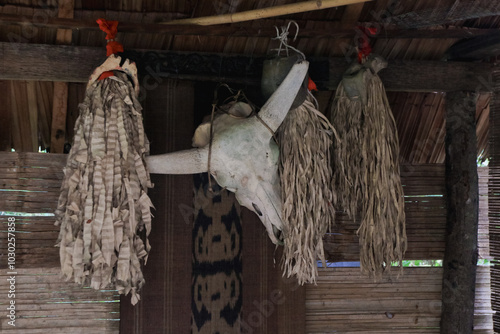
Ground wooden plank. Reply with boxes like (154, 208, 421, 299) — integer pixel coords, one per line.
(0, 42, 495, 92)
(50, 81, 68, 153)
(26, 81, 38, 152)
(441, 91, 479, 333)
(49, 0, 74, 154)
(55, 0, 74, 44)
(0, 80, 12, 150)
(446, 32, 500, 61)
(36, 81, 53, 150)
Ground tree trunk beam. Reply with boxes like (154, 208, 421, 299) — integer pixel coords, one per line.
(0, 42, 495, 93)
(441, 90, 479, 333)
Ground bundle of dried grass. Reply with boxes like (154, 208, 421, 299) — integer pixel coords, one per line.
(330, 56, 406, 278)
(277, 95, 336, 284)
(55, 71, 153, 304)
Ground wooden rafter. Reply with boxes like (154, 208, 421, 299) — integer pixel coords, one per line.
(0, 13, 496, 39)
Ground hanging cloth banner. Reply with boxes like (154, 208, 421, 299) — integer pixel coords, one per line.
(191, 173, 243, 333)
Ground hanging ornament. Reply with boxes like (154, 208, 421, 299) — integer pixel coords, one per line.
(55, 19, 153, 305)
(330, 54, 407, 278)
(263, 21, 337, 284)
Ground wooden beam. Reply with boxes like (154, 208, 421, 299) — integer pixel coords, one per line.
(441, 90, 479, 333)
(0, 81, 12, 151)
(324, 58, 494, 92)
(50, 0, 74, 154)
(0, 42, 495, 93)
(0, 12, 496, 39)
(446, 32, 500, 61)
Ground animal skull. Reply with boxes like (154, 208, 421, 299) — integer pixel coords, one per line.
(146, 60, 309, 244)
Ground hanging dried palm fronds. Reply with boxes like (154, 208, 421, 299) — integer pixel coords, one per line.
(330, 55, 406, 278)
(277, 95, 337, 284)
(55, 68, 153, 305)
(262, 22, 336, 284)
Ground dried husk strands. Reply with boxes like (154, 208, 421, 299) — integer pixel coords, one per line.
(55, 72, 153, 305)
(330, 65, 406, 278)
(277, 95, 337, 284)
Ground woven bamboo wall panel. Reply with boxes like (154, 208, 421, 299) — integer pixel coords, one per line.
(0, 152, 66, 268)
(488, 70, 500, 333)
(325, 165, 490, 262)
(0, 268, 119, 333)
(306, 266, 493, 333)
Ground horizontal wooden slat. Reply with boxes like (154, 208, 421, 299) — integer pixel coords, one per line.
(306, 266, 493, 333)
(325, 165, 489, 262)
(0, 267, 119, 333)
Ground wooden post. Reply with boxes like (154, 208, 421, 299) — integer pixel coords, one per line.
(49, 0, 74, 153)
(0, 81, 12, 151)
(441, 90, 479, 333)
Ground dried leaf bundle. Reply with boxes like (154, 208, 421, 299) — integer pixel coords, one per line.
(278, 96, 336, 284)
(330, 72, 406, 278)
(55, 72, 153, 305)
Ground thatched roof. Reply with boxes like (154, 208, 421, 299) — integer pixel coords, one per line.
(0, 0, 497, 160)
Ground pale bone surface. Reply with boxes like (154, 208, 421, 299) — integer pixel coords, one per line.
(147, 61, 309, 244)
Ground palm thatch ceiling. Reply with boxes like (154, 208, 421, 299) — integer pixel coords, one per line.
(0, 0, 497, 161)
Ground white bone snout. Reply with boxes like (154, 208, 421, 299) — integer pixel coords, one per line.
(146, 60, 310, 245)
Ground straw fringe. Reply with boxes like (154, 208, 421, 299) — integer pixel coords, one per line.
(55, 72, 153, 304)
(278, 96, 336, 284)
(330, 73, 407, 278)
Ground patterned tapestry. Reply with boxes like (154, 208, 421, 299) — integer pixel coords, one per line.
(192, 173, 243, 333)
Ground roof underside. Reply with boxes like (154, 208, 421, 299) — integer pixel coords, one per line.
(0, 0, 497, 161)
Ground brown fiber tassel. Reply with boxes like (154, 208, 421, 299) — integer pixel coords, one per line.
(330, 57, 407, 278)
(55, 72, 153, 304)
(278, 95, 336, 284)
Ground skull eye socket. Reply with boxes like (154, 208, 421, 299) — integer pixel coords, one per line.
(252, 203, 263, 216)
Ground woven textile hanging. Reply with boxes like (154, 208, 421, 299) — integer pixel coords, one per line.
(330, 55, 406, 277)
(191, 173, 243, 333)
(55, 69, 153, 305)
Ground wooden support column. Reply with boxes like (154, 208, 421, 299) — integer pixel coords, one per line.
(0, 81, 12, 151)
(441, 91, 479, 333)
(50, 0, 74, 153)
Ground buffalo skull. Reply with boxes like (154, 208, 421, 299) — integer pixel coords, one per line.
(146, 60, 309, 244)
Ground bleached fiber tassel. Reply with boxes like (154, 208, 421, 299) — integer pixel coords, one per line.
(277, 95, 336, 284)
(330, 57, 406, 278)
(55, 72, 153, 305)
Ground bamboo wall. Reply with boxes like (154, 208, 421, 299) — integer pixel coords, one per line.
(0, 152, 119, 333)
(0, 157, 493, 333)
(307, 167, 493, 333)
(325, 165, 490, 262)
(306, 266, 493, 333)
(488, 69, 500, 333)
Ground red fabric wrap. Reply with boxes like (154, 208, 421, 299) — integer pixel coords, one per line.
(356, 26, 378, 63)
(308, 77, 318, 92)
(97, 19, 124, 80)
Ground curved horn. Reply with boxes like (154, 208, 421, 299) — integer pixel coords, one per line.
(146, 147, 208, 174)
(258, 60, 309, 132)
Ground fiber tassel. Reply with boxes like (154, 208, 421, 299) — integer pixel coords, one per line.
(55, 71, 153, 304)
(277, 95, 336, 284)
(330, 56, 406, 278)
